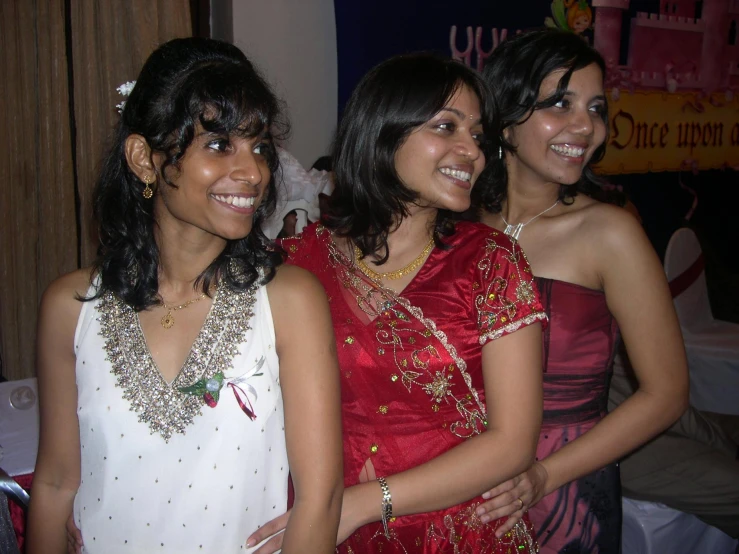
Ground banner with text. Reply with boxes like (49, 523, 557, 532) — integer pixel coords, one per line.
(598, 91, 739, 174)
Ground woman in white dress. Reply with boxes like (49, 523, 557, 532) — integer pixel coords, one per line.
(27, 37, 343, 554)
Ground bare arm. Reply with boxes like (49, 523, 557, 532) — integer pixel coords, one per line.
(268, 266, 343, 554)
(338, 323, 543, 538)
(478, 207, 689, 529)
(536, 207, 688, 494)
(249, 306, 543, 553)
(26, 271, 89, 554)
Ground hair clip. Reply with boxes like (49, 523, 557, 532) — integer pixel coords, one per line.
(116, 80, 136, 114)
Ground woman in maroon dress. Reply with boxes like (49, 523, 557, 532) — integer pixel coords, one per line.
(474, 29, 689, 554)
(247, 53, 546, 553)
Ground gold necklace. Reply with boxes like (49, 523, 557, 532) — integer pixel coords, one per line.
(160, 293, 207, 329)
(354, 237, 435, 281)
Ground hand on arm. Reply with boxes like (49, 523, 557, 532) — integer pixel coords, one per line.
(26, 271, 88, 554)
(262, 266, 343, 554)
(539, 208, 688, 494)
(248, 322, 543, 553)
(350, 323, 542, 522)
(478, 207, 689, 526)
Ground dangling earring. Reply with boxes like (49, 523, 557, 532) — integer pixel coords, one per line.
(142, 175, 154, 199)
(499, 146, 504, 159)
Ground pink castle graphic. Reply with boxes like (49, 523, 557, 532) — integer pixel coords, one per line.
(593, 0, 739, 92)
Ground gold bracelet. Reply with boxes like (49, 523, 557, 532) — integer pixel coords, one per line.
(377, 477, 393, 539)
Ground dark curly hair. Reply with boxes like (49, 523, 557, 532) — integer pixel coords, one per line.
(89, 37, 287, 310)
(480, 28, 620, 213)
(325, 52, 499, 264)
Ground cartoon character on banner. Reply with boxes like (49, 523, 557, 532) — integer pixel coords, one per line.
(546, 0, 592, 35)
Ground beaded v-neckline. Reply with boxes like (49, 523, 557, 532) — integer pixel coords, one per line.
(97, 282, 258, 441)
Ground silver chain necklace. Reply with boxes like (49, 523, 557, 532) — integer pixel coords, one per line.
(500, 200, 560, 240)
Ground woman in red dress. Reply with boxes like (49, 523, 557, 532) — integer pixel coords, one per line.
(474, 29, 689, 554)
(248, 53, 546, 553)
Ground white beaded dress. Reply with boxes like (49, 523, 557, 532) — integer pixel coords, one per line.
(73, 280, 286, 553)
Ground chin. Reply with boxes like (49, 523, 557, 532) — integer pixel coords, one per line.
(439, 199, 472, 213)
(218, 226, 256, 242)
(552, 170, 585, 186)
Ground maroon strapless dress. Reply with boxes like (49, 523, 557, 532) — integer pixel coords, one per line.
(527, 278, 621, 554)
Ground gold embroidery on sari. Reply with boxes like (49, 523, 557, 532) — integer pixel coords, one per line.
(358, 502, 538, 553)
(316, 225, 488, 439)
(475, 236, 548, 345)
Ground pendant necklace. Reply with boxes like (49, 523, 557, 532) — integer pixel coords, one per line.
(500, 200, 560, 241)
(160, 293, 207, 329)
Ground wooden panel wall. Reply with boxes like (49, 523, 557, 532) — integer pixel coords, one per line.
(0, 1, 191, 380)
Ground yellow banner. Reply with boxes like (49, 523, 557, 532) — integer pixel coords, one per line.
(597, 90, 739, 174)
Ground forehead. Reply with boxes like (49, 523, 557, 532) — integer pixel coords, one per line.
(539, 63, 604, 96)
(441, 85, 482, 118)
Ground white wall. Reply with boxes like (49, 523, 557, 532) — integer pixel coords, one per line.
(211, 0, 338, 169)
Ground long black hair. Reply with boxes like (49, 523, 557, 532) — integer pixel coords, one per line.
(480, 28, 619, 213)
(325, 52, 498, 263)
(90, 37, 287, 310)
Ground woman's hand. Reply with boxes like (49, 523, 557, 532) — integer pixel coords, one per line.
(475, 462, 549, 537)
(66, 513, 82, 553)
(247, 485, 367, 553)
(247, 510, 291, 554)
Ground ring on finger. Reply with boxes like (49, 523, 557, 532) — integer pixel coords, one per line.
(517, 497, 524, 510)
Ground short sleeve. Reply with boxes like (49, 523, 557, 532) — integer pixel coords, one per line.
(474, 235, 547, 345)
(278, 223, 325, 270)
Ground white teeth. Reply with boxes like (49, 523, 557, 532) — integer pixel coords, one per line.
(550, 144, 586, 157)
(439, 167, 471, 181)
(213, 194, 256, 207)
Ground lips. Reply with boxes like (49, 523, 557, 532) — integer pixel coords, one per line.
(212, 194, 257, 208)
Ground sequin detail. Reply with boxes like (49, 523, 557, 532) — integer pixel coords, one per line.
(363, 502, 538, 553)
(475, 237, 547, 344)
(318, 225, 488, 439)
(97, 282, 258, 442)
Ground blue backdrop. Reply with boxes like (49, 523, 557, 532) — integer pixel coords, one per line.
(333, 0, 659, 113)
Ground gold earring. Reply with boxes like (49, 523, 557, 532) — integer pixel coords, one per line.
(142, 175, 154, 199)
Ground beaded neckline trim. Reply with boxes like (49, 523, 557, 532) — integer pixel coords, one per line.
(97, 282, 258, 442)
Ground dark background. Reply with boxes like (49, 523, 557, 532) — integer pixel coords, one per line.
(332, 0, 737, 322)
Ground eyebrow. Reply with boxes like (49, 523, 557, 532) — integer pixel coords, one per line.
(439, 107, 482, 123)
(560, 91, 607, 103)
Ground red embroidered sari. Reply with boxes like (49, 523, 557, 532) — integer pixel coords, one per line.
(284, 221, 546, 554)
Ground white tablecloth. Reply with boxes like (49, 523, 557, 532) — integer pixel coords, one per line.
(0, 378, 39, 476)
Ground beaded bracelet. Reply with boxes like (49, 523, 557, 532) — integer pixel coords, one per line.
(377, 477, 393, 539)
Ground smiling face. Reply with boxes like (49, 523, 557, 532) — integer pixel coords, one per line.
(154, 125, 271, 241)
(505, 63, 606, 188)
(572, 14, 591, 33)
(394, 85, 485, 213)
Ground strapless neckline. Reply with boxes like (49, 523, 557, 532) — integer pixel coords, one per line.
(534, 276, 603, 295)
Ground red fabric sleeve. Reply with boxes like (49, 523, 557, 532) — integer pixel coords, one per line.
(474, 235, 547, 345)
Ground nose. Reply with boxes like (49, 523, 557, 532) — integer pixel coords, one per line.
(231, 150, 266, 186)
(454, 132, 482, 161)
(570, 107, 594, 136)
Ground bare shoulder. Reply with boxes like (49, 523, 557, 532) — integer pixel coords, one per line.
(266, 264, 328, 311)
(266, 265, 334, 357)
(39, 267, 95, 324)
(42, 267, 94, 304)
(37, 268, 95, 365)
(578, 200, 648, 252)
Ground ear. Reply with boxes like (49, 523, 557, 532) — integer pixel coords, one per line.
(125, 134, 156, 183)
(502, 126, 512, 144)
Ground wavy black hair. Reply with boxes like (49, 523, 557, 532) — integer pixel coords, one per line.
(90, 37, 287, 310)
(480, 28, 620, 213)
(324, 52, 498, 263)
